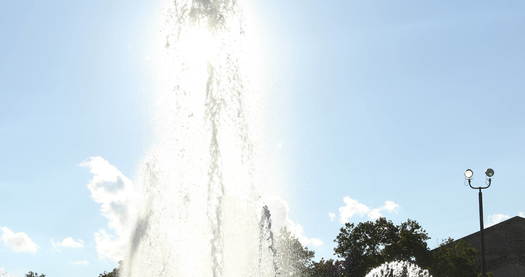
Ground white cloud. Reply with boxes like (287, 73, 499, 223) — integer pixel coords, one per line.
(328, 212, 336, 222)
(337, 197, 399, 224)
(0, 227, 38, 254)
(52, 237, 84, 249)
(72, 260, 89, 266)
(367, 208, 383, 220)
(382, 201, 400, 212)
(93, 229, 130, 263)
(81, 156, 135, 262)
(488, 214, 511, 226)
(488, 212, 525, 226)
(266, 198, 323, 248)
(0, 268, 16, 277)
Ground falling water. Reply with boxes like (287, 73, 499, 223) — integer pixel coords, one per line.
(365, 261, 432, 277)
(121, 0, 277, 276)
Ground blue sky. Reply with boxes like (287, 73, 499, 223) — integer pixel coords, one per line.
(1, 0, 525, 276)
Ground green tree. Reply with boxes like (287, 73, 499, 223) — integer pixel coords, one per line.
(98, 268, 119, 277)
(430, 238, 480, 277)
(275, 228, 315, 276)
(25, 272, 46, 277)
(311, 258, 344, 277)
(385, 219, 432, 267)
(98, 262, 121, 277)
(334, 218, 431, 277)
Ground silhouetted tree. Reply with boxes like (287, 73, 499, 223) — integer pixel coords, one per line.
(334, 218, 431, 277)
(311, 258, 344, 277)
(98, 269, 118, 277)
(430, 238, 481, 277)
(25, 272, 45, 277)
(98, 262, 120, 277)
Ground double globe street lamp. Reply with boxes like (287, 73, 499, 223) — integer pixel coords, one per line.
(464, 168, 494, 277)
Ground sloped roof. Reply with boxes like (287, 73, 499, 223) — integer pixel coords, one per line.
(459, 216, 525, 242)
(456, 216, 525, 276)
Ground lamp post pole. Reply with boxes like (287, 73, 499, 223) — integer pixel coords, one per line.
(464, 168, 493, 277)
(478, 187, 486, 276)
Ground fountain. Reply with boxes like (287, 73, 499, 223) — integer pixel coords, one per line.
(121, 0, 276, 276)
(365, 261, 432, 277)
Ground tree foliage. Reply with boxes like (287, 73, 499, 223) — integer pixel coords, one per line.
(334, 218, 431, 277)
(98, 269, 119, 277)
(311, 258, 344, 277)
(429, 238, 480, 277)
(98, 262, 121, 277)
(25, 272, 46, 277)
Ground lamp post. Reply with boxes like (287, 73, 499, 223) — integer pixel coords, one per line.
(464, 168, 494, 277)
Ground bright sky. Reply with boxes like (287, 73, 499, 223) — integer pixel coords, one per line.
(1, 0, 525, 276)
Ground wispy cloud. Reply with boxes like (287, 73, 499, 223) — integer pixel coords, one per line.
(72, 260, 89, 266)
(0, 267, 16, 277)
(81, 156, 134, 262)
(266, 198, 323, 248)
(487, 213, 511, 226)
(487, 212, 525, 226)
(52, 237, 84, 249)
(0, 227, 38, 254)
(335, 197, 400, 224)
